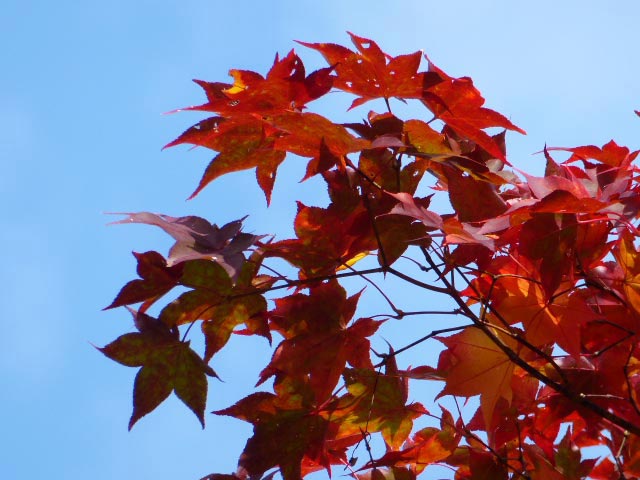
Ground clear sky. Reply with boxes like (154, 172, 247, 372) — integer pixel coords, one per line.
(1, 1, 639, 479)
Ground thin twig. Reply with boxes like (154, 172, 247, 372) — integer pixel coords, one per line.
(426, 247, 569, 385)
(340, 262, 401, 316)
(387, 266, 450, 294)
(374, 324, 468, 366)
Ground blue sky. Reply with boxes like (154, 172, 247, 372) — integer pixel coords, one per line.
(1, 1, 639, 479)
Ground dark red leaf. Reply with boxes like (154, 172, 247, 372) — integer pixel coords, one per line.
(104, 251, 183, 312)
(443, 168, 507, 222)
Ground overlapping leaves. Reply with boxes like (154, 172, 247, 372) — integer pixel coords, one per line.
(101, 33, 640, 480)
(326, 355, 428, 451)
(259, 280, 380, 403)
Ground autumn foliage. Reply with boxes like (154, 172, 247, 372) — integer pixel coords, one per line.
(101, 34, 640, 479)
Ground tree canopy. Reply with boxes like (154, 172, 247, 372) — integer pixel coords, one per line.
(101, 33, 640, 480)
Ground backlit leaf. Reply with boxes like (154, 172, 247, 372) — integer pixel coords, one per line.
(615, 231, 640, 314)
(300, 33, 439, 109)
(328, 355, 427, 450)
(215, 378, 352, 480)
(438, 326, 518, 428)
(99, 310, 216, 429)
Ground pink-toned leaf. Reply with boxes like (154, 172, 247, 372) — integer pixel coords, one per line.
(110, 213, 260, 278)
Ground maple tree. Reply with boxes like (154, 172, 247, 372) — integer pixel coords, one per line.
(100, 33, 640, 479)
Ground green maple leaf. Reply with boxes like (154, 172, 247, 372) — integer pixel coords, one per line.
(99, 310, 216, 429)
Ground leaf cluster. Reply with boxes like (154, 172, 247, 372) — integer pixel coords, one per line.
(101, 33, 640, 480)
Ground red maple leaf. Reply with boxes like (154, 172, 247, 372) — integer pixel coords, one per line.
(299, 32, 441, 110)
(104, 251, 184, 312)
(259, 280, 380, 402)
(215, 377, 356, 480)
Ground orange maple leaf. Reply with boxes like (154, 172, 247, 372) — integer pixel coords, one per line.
(438, 326, 518, 428)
